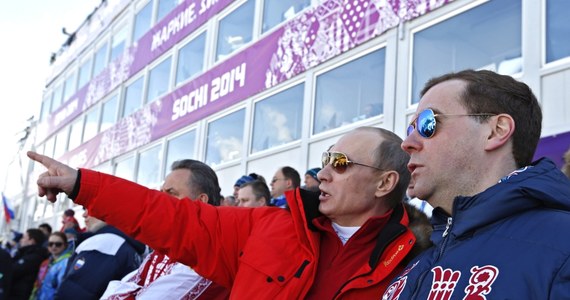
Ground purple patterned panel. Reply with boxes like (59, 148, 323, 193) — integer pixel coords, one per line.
(533, 131, 570, 169)
(58, 0, 454, 168)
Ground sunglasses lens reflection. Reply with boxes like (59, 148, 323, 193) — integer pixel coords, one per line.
(418, 109, 436, 138)
(322, 152, 349, 173)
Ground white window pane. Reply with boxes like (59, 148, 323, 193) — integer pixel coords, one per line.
(84, 106, 100, 141)
(412, 0, 521, 103)
(40, 93, 52, 122)
(63, 72, 77, 102)
(157, 0, 181, 21)
(78, 58, 93, 88)
(134, 2, 152, 41)
(176, 33, 206, 85)
(93, 42, 109, 76)
(147, 57, 171, 103)
(68, 118, 84, 150)
(546, 0, 570, 63)
(166, 130, 196, 170)
(52, 84, 64, 112)
(44, 138, 55, 157)
(53, 129, 69, 158)
(262, 0, 310, 33)
(137, 145, 162, 187)
(114, 156, 135, 181)
(216, 1, 254, 62)
(206, 110, 245, 166)
(252, 84, 304, 152)
(313, 49, 385, 134)
(111, 25, 128, 62)
(123, 77, 144, 117)
(101, 95, 118, 132)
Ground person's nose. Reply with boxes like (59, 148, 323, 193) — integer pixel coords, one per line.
(401, 130, 422, 154)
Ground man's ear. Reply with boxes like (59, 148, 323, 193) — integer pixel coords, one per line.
(485, 114, 515, 151)
(374, 171, 399, 198)
(197, 193, 209, 204)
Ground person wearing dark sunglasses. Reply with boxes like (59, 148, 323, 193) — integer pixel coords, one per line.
(29, 232, 71, 300)
(27, 126, 432, 299)
(383, 69, 570, 300)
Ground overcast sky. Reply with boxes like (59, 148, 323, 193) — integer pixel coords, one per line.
(0, 0, 100, 192)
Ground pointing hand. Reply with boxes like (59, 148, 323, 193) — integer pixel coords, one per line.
(27, 151, 78, 202)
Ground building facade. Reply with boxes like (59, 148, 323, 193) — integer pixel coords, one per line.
(2, 0, 570, 233)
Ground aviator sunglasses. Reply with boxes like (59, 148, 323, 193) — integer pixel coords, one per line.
(322, 151, 384, 173)
(407, 108, 496, 138)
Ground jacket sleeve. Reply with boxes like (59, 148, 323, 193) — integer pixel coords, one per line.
(550, 254, 570, 299)
(12, 252, 44, 280)
(74, 168, 271, 287)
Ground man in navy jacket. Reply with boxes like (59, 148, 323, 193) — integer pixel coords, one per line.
(55, 210, 144, 300)
(382, 69, 570, 299)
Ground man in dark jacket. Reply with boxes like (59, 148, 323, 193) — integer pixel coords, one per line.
(0, 247, 13, 300)
(54, 210, 144, 300)
(382, 69, 570, 299)
(9, 228, 48, 300)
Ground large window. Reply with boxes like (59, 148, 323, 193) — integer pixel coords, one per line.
(78, 57, 93, 89)
(206, 109, 245, 166)
(111, 24, 129, 62)
(176, 32, 206, 85)
(412, 0, 521, 103)
(93, 41, 109, 77)
(40, 94, 51, 122)
(165, 130, 196, 172)
(252, 84, 304, 152)
(216, 0, 255, 62)
(147, 57, 172, 103)
(262, 0, 310, 33)
(134, 1, 153, 41)
(546, 0, 570, 63)
(52, 84, 63, 112)
(157, 0, 181, 21)
(137, 144, 162, 187)
(101, 95, 118, 132)
(53, 129, 69, 159)
(313, 49, 386, 134)
(68, 118, 83, 150)
(123, 77, 144, 117)
(114, 156, 135, 181)
(83, 106, 100, 142)
(63, 72, 77, 102)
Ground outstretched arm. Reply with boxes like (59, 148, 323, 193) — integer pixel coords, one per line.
(27, 151, 78, 202)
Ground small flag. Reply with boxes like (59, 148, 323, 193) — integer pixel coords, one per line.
(2, 193, 15, 223)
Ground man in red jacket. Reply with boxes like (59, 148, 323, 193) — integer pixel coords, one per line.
(28, 126, 430, 299)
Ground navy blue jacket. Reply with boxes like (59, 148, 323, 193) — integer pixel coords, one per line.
(382, 158, 570, 299)
(55, 225, 144, 300)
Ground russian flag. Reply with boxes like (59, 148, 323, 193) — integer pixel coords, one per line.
(2, 193, 15, 223)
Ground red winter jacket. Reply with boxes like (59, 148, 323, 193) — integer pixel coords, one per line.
(76, 169, 418, 299)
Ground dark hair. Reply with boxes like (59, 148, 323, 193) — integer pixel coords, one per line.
(421, 69, 542, 167)
(39, 223, 52, 235)
(26, 228, 46, 246)
(64, 209, 75, 216)
(171, 159, 222, 206)
(355, 127, 411, 208)
(281, 166, 301, 188)
(240, 180, 271, 206)
(49, 232, 68, 247)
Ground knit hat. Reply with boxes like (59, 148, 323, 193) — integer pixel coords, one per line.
(305, 168, 321, 183)
(234, 175, 256, 187)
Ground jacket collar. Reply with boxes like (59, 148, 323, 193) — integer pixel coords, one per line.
(294, 188, 408, 269)
(432, 158, 570, 240)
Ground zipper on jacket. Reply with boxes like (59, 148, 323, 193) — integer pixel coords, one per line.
(410, 217, 454, 299)
(442, 217, 452, 238)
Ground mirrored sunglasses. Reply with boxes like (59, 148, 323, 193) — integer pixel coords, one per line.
(321, 151, 383, 173)
(407, 108, 496, 138)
